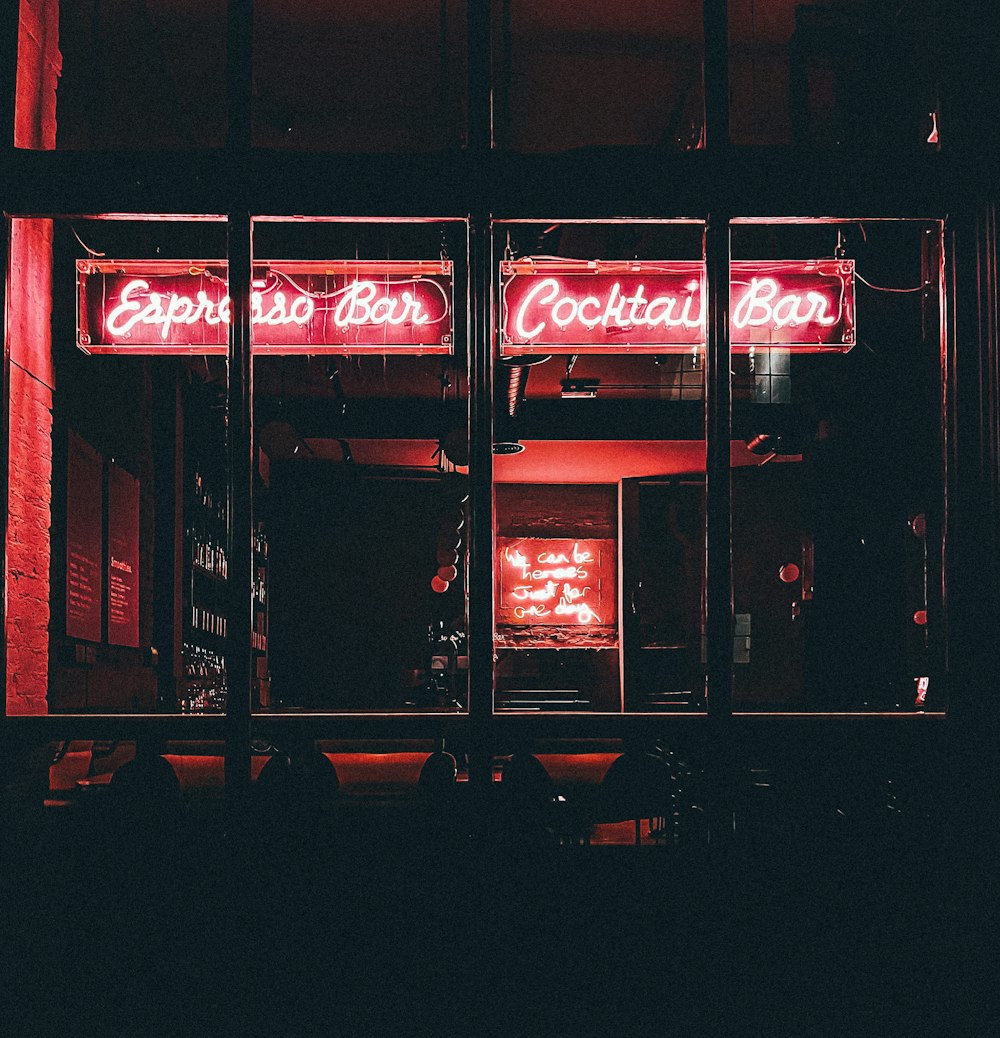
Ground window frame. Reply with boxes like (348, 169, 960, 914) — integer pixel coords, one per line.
(1, 2, 968, 794)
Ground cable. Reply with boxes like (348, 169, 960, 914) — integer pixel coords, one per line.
(856, 272, 924, 293)
(71, 225, 105, 257)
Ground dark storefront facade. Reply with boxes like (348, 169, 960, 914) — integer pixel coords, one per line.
(3, 2, 999, 843)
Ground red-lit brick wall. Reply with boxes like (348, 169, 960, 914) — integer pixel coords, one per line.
(7, 2, 58, 713)
(15, 0, 60, 151)
(6, 221, 56, 715)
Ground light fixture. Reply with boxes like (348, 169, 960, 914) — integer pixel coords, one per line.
(493, 439, 525, 455)
(560, 378, 599, 399)
(499, 354, 550, 419)
(745, 433, 800, 456)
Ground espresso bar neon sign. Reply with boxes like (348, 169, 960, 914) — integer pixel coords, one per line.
(77, 260, 454, 355)
(496, 537, 616, 628)
(500, 259, 855, 354)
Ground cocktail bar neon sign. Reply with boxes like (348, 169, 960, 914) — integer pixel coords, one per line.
(500, 259, 855, 354)
(496, 537, 616, 628)
(77, 260, 454, 355)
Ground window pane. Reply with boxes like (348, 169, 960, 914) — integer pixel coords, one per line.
(6, 216, 229, 715)
(500, 2, 705, 152)
(16, 2, 227, 149)
(251, 219, 469, 712)
(493, 221, 707, 713)
(253, 2, 468, 150)
(728, 0, 941, 149)
(730, 219, 945, 711)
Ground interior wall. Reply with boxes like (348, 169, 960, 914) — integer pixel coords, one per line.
(7, 2, 58, 712)
(6, 221, 55, 715)
(266, 468, 464, 709)
(14, 0, 59, 150)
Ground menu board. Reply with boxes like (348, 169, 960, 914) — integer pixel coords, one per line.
(107, 463, 140, 647)
(66, 431, 103, 642)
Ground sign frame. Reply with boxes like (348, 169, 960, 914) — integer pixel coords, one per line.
(499, 258, 856, 355)
(77, 259, 455, 356)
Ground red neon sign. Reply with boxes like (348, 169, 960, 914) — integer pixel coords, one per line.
(496, 537, 616, 629)
(500, 259, 855, 354)
(77, 260, 454, 355)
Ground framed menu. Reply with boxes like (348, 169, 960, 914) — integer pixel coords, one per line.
(66, 431, 103, 642)
(107, 462, 140, 648)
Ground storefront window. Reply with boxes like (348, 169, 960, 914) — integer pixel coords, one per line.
(15, 2, 228, 150)
(730, 219, 945, 711)
(252, 1, 468, 151)
(492, 221, 707, 713)
(250, 218, 469, 712)
(728, 0, 941, 149)
(497, 2, 705, 152)
(5, 215, 229, 714)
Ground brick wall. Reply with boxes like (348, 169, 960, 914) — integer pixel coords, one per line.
(6, 4, 59, 713)
(6, 363, 53, 714)
(6, 221, 56, 715)
(15, 0, 60, 150)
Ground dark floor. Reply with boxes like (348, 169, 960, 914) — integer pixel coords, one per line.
(4, 786, 997, 1038)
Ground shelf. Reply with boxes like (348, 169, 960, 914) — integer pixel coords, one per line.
(192, 564, 227, 583)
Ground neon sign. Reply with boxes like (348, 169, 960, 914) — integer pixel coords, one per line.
(77, 260, 454, 355)
(500, 259, 855, 354)
(496, 537, 616, 630)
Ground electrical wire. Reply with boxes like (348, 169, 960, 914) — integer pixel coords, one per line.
(71, 225, 105, 257)
(855, 272, 924, 293)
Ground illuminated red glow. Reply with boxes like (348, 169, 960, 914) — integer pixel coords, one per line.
(512, 277, 702, 340)
(915, 676, 929, 705)
(78, 260, 453, 355)
(496, 537, 616, 628)
(105, 279, 316, 339)
(500, 259, 855, 354)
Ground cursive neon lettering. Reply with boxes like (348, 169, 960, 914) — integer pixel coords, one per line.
(512, 280, 704, 341)
(511, 581, 558, 602)
(502, 540, 606, 627)
(105, 279, 146, 336)
(805, 291, 837, 326)
(732, 277, 776, 328)
(536, 550, 569, 564)
(730, 277, 838, 331)
(104, 277, 448, 341)
(602, 283, 630, 328)
(577, 296, 603, 329)
(333, 281, 431, 330)
(513, 278, 560, 339)
(554, 595, 600, 623)
(626, 285, 648, 325)
(509, 276, 843, 341)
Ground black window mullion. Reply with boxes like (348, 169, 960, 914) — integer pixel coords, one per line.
(703, 0, 730, 150)
(705, 213, 735, 835)
(223, 0, 253, 796)
(467, 213, 494, 787)
(706, 214, 733, 721)
(223, 211, 253, 796)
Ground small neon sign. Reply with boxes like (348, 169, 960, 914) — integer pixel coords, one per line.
(500, 259, 855, 354)
(496, 537, 616, 629)
(77, 260, 454, 355)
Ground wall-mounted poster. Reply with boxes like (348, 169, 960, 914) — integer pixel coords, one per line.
(107, 463, 140, 647)
(66, 430, 103, 642)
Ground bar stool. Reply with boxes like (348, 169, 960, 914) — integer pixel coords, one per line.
(595, 752, 672, 846)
